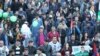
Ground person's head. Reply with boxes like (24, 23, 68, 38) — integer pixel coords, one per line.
(9, 49, 15, 56)
(35, 14, 39, 19)
(5, 0, 9, 2)
(39, 26, 44, 33)
(23, 48, 29, 55)
(0, 40, 4, 47)
(4, 23, 8, 29)
(81, 46, 85, 52)
(71, 34, 76, 41)
(65, 43, 69, 49)
(42, 14, 46, 19)
(84, 32, 88, 40)
(86, 22, 90, 28)
(75, 16, 79, 22)
(16, 23, 19, 28)
(44, 39, 49, 45)
(94, 33, 100, 41)
(52, 37, 57, 43)
(15, 40, 21, 46)
(85, 17, 89, 21)
(51, 26, 56, 32)
(24, 21, 28, 26)
(15, 0, 18, 2)
(27, 4, 32, 9)
(7, 7, 11, 12)
(19, 7, 23, 11)
(28, 40, 33, 46)
(61, 20, 66, 25)
(84, 32, 88, 37)
(19, 0, 24, 3)
(37, 48, 43, 54)
(44, 20, 48, 26)
(56, 52, 61, 56)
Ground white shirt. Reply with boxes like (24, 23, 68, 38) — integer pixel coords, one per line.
(49, 41, 61, 55)
(21, 24, 32, 38)
(0, 46, 9, 55)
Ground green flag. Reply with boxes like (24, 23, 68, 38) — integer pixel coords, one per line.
(97, 11, 100, 21)
(75, 51, 89, 56)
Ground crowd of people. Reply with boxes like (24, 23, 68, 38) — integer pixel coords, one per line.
(0, 0, 100, 56)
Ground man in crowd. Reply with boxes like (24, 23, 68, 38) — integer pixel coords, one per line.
(42, 39, 52, 56)
(11, 40, 24, 56)
(49, 37, 61, 56)
(0, 40, 9, 56)
(27, 40, 36, 55)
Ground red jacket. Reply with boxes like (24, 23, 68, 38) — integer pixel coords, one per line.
(47, 31, 60, 41)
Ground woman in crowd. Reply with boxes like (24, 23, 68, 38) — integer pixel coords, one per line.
(61, 43, 71, 56)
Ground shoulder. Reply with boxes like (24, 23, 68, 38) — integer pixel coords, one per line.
(57, 42, 61, 46)
(49, 42, 53, 45)
(35, 54, 38, 56)
(42, 53, 46, 56)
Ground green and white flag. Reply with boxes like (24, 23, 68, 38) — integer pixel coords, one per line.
(97, 11, 100, 21)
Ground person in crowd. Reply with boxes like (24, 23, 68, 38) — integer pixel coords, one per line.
(61, 43, 71, 56)
(9, 49, 15, 56)
(68, 34, 80, 47)
(42, 39, 52, 56)
(49, 37, 61, 56)
(35, 47, 46, 56)
(7, 7, 13, 17)
(19, 0, 28, 11)
(14, 23, 22, 41)
(41, 3, 49, 14)
(11, 0, 20, 13)
(56, 52, 62, 56)
(31, 14, 43, 47)
(26, 4, 34, 25)
(57, 20, 67, 48)
(38, 26, 45, 46)
(81, 32, 91, 45)
(48, 26, 60, 41)
(11, 40, 24, 56)
(4, 0, 11, 11)
(0, 40, 9, 56)
(21, 21, 32, 47)
(82, 20, 95, 40)
(90, 33, 100, 56)
(23, 48, 29, 56)
(98, 44, 100, 56)
(27, 40, 36, 55)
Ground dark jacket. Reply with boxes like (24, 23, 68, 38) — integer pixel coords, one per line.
(68, 40, 80, 47)
(11, 1, 20, 12)
(27, 46, 36, 55)
(12, 45, 24, 55)
(42, 44, 52, 56)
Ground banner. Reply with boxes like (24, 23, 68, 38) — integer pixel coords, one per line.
(72, 45, 92, 55)
(97, 11, 100, 21)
